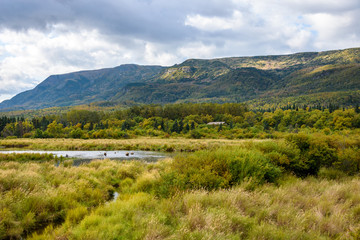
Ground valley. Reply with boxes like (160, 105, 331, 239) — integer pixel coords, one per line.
(1, 48, 360, 239)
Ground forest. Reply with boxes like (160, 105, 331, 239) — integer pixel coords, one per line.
(0, 103, 359, 140)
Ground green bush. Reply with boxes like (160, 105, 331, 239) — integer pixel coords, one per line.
(334, 148, 360, 174)
(156, 148, 282, 197)
(318, 167, 347, 180)
(285, 133, 311, 152)
(189, 129, 205, 139)
(256, 141, 300, 170)
(227, 150, 282, 186)
(307, 141, 337, 167)
(69, 128, 84, 138)
(289, 156, 320, 177)
(283, 134, 338, 177)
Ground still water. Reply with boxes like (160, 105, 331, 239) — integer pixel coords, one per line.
(0, 150, 168, 163)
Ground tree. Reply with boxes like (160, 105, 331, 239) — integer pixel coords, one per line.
(46, 120, 64, 137)
(178, 120, 183, 133)
(355, 104, 360, 114)
(171, 120, 179, 133)
(185, 123, 190, 133)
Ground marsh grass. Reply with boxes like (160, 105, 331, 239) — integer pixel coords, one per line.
(0, 138, 270, 152)
(2, 137, 360, 239)
(32, 175, 360, 240)
(0, 153, 58, 163)
(0, 159, 147, 239)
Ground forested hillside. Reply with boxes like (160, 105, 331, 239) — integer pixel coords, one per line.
(1, 48, 359, 111)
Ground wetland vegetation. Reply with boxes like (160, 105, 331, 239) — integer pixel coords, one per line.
(1, 103, 360, 239)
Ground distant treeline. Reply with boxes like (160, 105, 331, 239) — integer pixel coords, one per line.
(1, 103, 359, 139)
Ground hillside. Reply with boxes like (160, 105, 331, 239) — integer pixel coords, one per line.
(0, 64, 164, 110)
(1, 48, 360, 110)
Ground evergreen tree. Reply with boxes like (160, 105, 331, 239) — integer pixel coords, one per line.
(153, 120, 158, 129)
(40, 117, 49, 131)
(185, 123, 190, 132)
(178, 120, 183, 133)
(171, 120, 179, 133)
(355, 104, 360, 113)
(121, 121, 128, 131)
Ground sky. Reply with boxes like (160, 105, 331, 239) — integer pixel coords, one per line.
(0, 0, 359, 102)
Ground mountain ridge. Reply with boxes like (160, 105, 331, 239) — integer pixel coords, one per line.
(1, 47, 360, 111)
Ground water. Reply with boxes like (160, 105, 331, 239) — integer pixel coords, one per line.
(0, 150, 168, 163)
(112, 192, 119, 202)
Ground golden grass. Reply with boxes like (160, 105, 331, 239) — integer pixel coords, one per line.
(32, 175, 360, 240)
(0, 137, 271, 151)
(0, 159, 148, 239)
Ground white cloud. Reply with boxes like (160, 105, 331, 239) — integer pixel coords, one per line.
(280, 0, 359, 13)
(302, 12, 360, 49)
(305, 13, 352, 39)
(0, 94, 15, 103)
(144, 42, 179, 66)
(286, 30, 312, 50)
(185, 10, 244, 32)
(0, 26, 146, 100)
(0, 0, 359, 103)
(178, 42, 217, 59)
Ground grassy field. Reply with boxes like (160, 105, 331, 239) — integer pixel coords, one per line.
(1, 136, 360, 239)
(31, 176, 360, 240)
(0, 138, 270, 152)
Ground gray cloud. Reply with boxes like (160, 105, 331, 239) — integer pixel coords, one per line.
(1, 0, 359, 50)
(0, 0, 359, 102)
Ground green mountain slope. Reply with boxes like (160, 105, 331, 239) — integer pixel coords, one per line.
(1, 48, 360, 110)
(114, 48, 360, 106)
(0, 64, 163, 110)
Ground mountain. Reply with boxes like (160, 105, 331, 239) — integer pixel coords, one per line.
(0, 64, 164, 110)
(1, 48, 360, 111)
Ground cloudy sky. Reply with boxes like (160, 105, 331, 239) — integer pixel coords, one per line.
(0, 0, 359, 102)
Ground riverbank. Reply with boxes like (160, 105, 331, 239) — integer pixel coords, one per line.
(0, 137, 270, 151)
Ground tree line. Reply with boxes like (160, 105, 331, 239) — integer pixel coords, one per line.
(1, 103, 359, 139)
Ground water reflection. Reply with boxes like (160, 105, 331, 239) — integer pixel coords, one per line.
(0, 150, 168, 164)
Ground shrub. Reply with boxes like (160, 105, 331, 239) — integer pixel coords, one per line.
(156, 148, 282, 197)
(227, 151, 282, 186)
(334, 148, 360, 174)
(189, 129, 205, 139)
(318, 167, 347, 180)
(307, 141, 337, 167)
(285, 133, 311, 152)
(256, 141, 300, 170)
(69, 128, 84, 138)
(283, 133, 339, 177)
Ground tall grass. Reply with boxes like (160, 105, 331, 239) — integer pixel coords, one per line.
(0, 160, 146, 239)
(0, 153, 58, 163)
(0, 138, 269, 152)
(2, 136, 360, 239)
(32, 176, 360, 239)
